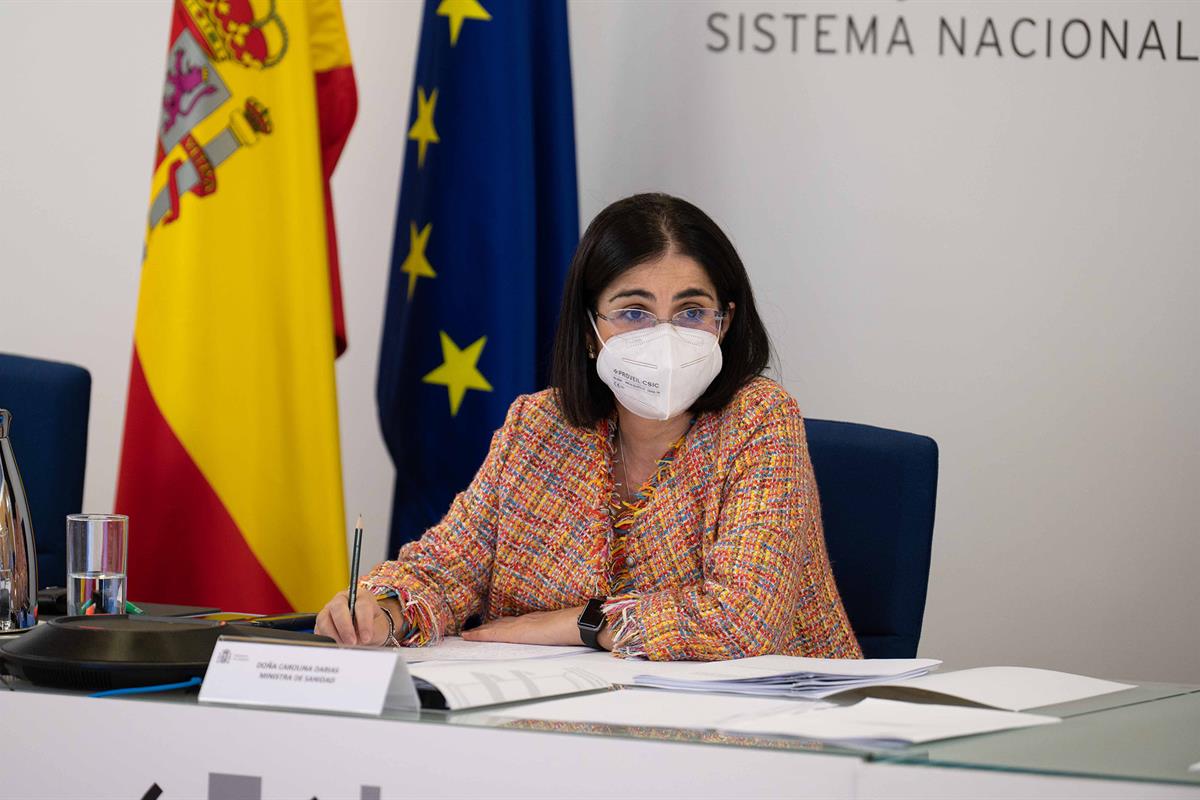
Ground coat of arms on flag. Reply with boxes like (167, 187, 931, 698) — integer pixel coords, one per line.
(116, 0, 358, 614)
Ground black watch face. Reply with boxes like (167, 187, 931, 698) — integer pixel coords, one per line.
(579, 599, 605, 629)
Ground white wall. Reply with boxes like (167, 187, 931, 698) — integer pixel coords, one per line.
(568, 0, 1200, 682)
(1, 1, 1196, 683)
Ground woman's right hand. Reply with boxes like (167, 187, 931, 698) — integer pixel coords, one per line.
(315, 589, 390, 646)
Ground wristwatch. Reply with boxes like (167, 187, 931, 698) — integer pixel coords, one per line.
(577, 598, 608, 650)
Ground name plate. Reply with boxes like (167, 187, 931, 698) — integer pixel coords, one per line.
(198, 636, 420, 715)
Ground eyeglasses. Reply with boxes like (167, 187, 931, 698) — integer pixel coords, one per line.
(595, 307, 725, 334)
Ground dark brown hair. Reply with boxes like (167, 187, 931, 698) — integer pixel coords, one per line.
(550, 193, 771, 427)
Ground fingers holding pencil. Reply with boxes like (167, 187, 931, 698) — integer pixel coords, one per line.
(316, 589, 387, 646)
(314, 515, 386, 645)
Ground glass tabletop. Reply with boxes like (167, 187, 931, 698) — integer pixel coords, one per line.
(6, 667, 1197, 786)
(395, 681, 1200, 776)
(408, 688, 875, 759)
(874, 688, 1200, 787)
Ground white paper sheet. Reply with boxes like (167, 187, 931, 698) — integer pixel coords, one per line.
(480, 686, 830, 729)
(626, 654, 942, 697)
(627, 655, 943, 681)
(826, 666, 1135, 711)
(398, 636, 591, 663)
(544, 650, 657, 683)
(407, 658, 610, 710)
(722, 697, 1060, 748)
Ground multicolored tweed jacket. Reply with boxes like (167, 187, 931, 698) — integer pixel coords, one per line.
(361, 377, 862, 661)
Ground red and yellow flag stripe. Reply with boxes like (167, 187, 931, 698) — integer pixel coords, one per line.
(116, 0, 356, 613)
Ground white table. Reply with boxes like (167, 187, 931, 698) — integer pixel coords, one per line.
(3, 682, 1199, 799)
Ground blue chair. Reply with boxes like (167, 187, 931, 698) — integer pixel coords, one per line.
(804, 419, 938, 659)
(0, 353, 91, 588)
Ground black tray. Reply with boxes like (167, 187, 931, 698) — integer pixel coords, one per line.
(0, 615, 331, 691)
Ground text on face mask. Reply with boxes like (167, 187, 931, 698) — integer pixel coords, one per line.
(613, 369, 661, 390)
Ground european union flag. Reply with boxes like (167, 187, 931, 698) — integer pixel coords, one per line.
(377, 0, 579, 551)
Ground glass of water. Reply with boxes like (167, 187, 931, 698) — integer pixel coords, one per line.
(66, 514, 128, 616)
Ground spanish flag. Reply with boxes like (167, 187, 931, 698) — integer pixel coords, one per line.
(115, 0, 357, 613)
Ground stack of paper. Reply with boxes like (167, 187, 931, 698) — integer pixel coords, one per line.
(630, 654, 942, 698)
(818, 666, 1135, 711)
(376, 633, 1139, 718)
(721, 697, 1060, 748)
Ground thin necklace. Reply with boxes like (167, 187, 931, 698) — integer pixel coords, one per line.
(617, 427, 635, 501)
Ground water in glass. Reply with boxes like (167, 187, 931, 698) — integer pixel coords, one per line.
(68, 571, 127, 616)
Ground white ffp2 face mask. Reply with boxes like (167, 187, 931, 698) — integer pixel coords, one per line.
(590, 316, 724, 421)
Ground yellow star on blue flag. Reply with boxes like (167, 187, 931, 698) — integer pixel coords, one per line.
(400, 221, 436, 299)
(437, 0, 491, 46)
(378, 0, 579, 551)
(422, 332, 493, 416)
(407, 87, 439, 167)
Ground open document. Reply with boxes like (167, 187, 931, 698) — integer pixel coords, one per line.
(397, 642, 1132, 714)
(628, 654, 942, 698)
(407, 657, 610, 710)
(404, 649, 942, 710)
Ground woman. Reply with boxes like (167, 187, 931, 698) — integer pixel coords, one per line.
(316, 193, 861, 661)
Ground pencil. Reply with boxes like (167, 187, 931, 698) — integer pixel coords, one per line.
(347, 514, 363, 629)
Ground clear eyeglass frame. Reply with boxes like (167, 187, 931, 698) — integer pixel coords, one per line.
(595, 307, 726, 334)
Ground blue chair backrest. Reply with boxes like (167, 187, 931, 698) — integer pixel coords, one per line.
(0, 353, 91, 588)
(804, 418, 938, 659)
